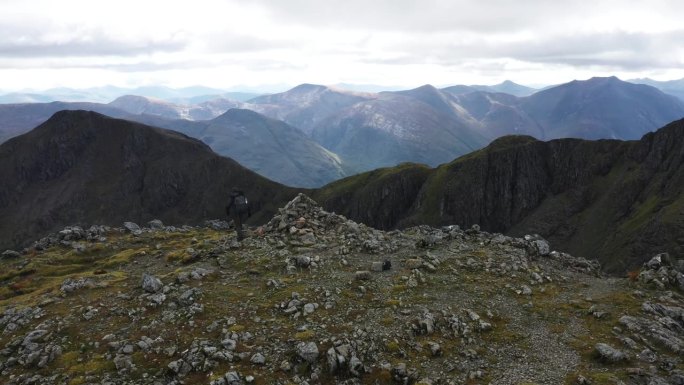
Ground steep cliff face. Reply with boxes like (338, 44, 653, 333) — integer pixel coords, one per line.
(312, 163, 431, 230)
(317, 119, 684, 272)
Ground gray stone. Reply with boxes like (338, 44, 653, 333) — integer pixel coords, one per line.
(370, 261, 384, 272)
(595, 343, 628, 362)
(532, 239, 550, 256)
(303, 303, 316, 314)
(225, 371, 242, 385)
(326, 347, 338, 373)
(141, 273, 163, 293)
(250, 352, 266, 365)
(354, 271, 372, 280)
(60, 277, 94, 293)
(297, 341, 319, 363)
(1, 250, 21, 260)
(168, 359, 192, 376)
(148, 219, 164, 229)
(221, 339, 237, 351)
(645, 253, 670, 270)
(123, 222, 142, 235)
(404, 259, 423, 269)
(113, 354, 133, 371)
(148, 293, 166, 305)
(349, 354, 363, 376)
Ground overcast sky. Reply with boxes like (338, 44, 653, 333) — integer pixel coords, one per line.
(1, 0, 683, 92)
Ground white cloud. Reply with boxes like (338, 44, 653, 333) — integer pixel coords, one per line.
(0, 0, 683, 91)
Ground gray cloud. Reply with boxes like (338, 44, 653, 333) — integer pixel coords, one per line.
(357, 29, 684, 71)
(0, 26, 188, 58)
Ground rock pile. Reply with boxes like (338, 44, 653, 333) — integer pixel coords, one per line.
(638, 252, 684, 290)
(263, 193, 408, 253)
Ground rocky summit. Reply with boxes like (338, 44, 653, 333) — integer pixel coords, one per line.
(1, 194, 684, 385)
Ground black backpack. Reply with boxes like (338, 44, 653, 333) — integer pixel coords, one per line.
(234, 195, 249, 214)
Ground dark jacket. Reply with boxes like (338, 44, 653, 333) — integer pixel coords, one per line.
(226, 191, 251, 217)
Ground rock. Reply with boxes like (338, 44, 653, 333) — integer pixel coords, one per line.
(644, 253, 670, 270)
(404, 259, 423, 269)
(148, 292, 166, 305)
(60, 277, 94, 293)
(595, 343, 628, 363)
(113, 354, 133, 371)
(1, 250, 21, 260)
(427, 342, 442, 357)
(297, 341, 319, 363)
(521, 285, 532, 296)
(532, 239, 550, 256)
(123, 222, 142, 235)
(148, 219, 164, 229)
(222, 339, 237, 351)
(280, 359, 292, 371)
(354, 271, 372, 280)
(326, 348, 339, 373)
(141, 273, 163, 293)
(371, 261, 384, 272)
(225, 371, 242, 385)
(250, 352, 266, 365)
(349, 354, 363, 376)
(303, 303, 316, 314)
(294, 256, 311, 268)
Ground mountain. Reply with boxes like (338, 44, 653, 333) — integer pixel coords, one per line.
(448, 91, 542, 138)
(0, 110, 298, 251)
(470, 80, 538, 96)
(521, 76, 684, 140)
(441, 80, 537, 97)
(200, 109, 348, 187)
(247, 84, 375, 135)
(112, 109, 349, 188)
(629, 77, 684, 102)
(0, 102, 132, 143)
(310, 90, 490, 172)
(108, 95, 241, 120)
(0, 102, 349, 188)
(315, 118, 684, 273)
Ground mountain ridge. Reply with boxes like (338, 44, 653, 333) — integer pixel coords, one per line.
(0, 110, 298, 251)
(314, 117, 684, 273)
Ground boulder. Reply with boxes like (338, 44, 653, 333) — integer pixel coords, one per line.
(1, 250, 21, 260)
(148, 219, 164, 229)
(595, 343, 628, 362)
(123, 222, 142, 235)
(141, 273, 163, 293)
(296, 341, 319, 363)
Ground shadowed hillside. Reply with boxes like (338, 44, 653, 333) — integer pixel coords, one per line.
(0, 110, 299, 250)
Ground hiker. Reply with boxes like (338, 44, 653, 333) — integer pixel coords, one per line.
(226, 188, 251, 241)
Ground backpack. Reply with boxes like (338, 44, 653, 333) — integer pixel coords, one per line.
(234, 195, 249, 214)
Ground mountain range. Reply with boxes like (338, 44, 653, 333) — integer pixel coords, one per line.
(629, 77, 684, 102)
(1, 77, 683, 189)
(0, 85, 262, 104)
(0, 103, 345, 188)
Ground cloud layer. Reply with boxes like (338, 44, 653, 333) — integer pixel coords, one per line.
(1, 0, 683, 90)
